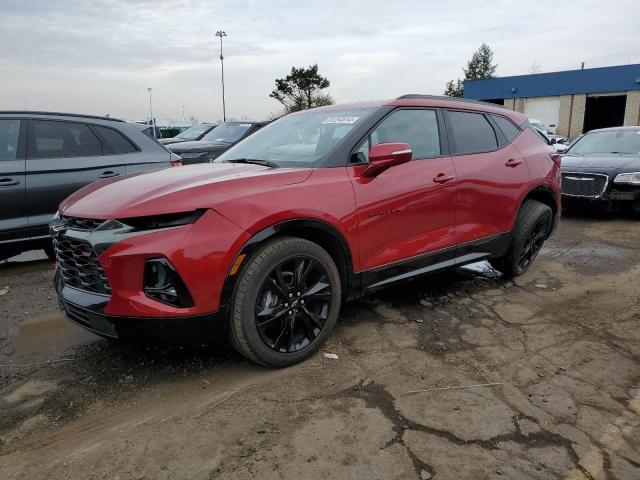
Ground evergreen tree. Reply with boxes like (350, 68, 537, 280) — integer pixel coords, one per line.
(270, 64, 332, 113)
(444, 43, 498, 97)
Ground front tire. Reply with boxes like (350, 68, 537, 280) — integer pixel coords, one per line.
(490, 200, 553, 279)
(228, 237, 342, 367)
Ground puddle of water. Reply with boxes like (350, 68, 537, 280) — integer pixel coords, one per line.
(8, 250, 48, 263)
(0, 250, 53, 276)
(11, 312, 101, 365)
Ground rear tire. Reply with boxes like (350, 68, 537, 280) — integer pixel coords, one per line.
(228, 237, 342, 367)
(490, 200, 553, 279)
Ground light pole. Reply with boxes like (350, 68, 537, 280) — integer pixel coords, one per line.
(215, 30, 227, 122)
(147, 87, 156, 137)
(181, 104, 186, 119)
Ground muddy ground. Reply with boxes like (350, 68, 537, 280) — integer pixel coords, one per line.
(1, 214, 639, 480)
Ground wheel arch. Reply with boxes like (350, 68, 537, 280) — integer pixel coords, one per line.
(219, 218, 358, 309)
(519, 184, 559, 228)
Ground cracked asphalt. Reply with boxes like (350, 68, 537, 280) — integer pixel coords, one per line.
(1, 214, 639, 479)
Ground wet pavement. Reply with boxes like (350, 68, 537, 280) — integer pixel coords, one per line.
(1, 215, 639, 479)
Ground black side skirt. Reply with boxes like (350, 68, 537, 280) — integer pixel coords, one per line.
(359, 232, 510, 293)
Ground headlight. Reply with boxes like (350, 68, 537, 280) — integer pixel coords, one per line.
(118, 210, 205, 230)
(613, 172, 640, 185)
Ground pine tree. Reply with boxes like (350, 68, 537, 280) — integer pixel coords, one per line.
(463, 43, 497, 80)
(443, 78, 463, 97)
(444, 43, 498, 97)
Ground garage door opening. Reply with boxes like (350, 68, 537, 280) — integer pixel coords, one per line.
(583, 95, 627, 132)
(484, 99, 505, 106)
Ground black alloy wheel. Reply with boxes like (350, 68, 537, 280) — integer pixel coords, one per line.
(228, 237, 342, 367)
(517, 218, 550, 270)
(255, 255, 332, 353)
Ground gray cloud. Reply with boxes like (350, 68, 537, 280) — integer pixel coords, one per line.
(1, 0, 638, 122)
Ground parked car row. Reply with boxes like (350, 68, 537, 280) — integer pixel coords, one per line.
(166, 121, 269, 164)
(4, 97, 635, 368)
(159, 123, 218, 145)
(0, 114, 269, 259)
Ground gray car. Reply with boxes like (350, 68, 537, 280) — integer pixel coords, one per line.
(0, 111, 181, 260)
(560, 126, 640, 212)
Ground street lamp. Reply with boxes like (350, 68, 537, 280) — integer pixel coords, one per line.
(147, 87, 156, 137)
(215, 30, 227, 122)
(181, 104, 186, 119)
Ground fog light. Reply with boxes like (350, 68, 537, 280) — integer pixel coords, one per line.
(143, 258, 194, 307)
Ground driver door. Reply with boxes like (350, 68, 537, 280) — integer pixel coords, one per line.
(347, 109, 457, 289)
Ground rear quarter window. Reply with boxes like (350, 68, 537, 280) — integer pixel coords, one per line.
(447, 111, 498, 155)
(492, 115, 521, 142)
(95, 126, 138, 154)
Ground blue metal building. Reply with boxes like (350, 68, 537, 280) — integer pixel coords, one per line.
(463, 64, 640, 138)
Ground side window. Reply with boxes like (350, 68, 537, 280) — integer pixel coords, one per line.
(0, 119, 21, 161)
(492, 115, 521, 142)
(95, 126, 137, 154)
(31, 120, 102, 159)
(447, 111, 498, 154)
(354, 109, 441, 163)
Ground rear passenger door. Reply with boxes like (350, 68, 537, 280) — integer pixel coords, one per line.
(0, 118, 28, 244)
(25, 119, 126, 238)
(444, 110, 530, 250)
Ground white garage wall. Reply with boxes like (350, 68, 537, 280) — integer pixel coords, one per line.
(524, 97, 561, 133)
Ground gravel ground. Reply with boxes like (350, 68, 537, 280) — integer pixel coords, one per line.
(0, 214, 639, 480)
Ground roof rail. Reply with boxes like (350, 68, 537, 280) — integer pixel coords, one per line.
(396, 94, 507, 109)
(0, 111, 125, 122)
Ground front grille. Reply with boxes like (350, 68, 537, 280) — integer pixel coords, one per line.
(53, 237, 111, 295)
(561, 173, 608, 198)
(61, 215, 105, 231)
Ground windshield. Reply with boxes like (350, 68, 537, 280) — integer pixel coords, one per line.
(215, 108, 375, 167)
(176, 124, 214, 140)
(202, 123, 253, 143)
(568, 130, 640, 155)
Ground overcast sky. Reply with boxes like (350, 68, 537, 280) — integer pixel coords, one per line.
(1, 0, 639, 123)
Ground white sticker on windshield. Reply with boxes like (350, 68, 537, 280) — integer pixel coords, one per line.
(322, 116, 360, 125)
(240, 124, 252, 127)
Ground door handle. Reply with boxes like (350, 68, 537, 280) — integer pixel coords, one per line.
(0, 178, 20, 187)
(98, 171, 120, 179)
(505, 158, 523, 167)
(433, 173, 454, 184)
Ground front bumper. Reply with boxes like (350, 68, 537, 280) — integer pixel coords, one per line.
(55, 270, 226, 342)
(50, 208, 251, 341)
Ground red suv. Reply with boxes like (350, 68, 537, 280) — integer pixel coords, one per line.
(52, 95, 560, 367)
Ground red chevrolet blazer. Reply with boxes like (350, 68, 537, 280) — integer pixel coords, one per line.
(51, 95, 561, 366)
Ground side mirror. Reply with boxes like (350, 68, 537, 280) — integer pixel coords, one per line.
(362, 143, 412, 178)
(549, 137, 557, 145)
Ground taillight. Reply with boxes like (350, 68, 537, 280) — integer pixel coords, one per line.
(170, 159, 183, 167)
(550, 153, 561, 166)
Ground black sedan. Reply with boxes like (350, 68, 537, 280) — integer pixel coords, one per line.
(560, 127, 640, 212)
(168, 121, 268, 164)
(159, 123, 218, 145)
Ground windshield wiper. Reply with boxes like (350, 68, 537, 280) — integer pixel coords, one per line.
(224, 158, 278, 168)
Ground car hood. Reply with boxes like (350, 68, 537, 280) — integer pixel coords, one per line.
(561, 154, 640, 171)
(60, 163, 313, 219)
(168, 140, 231, 153)
(159, 138, 188, 145)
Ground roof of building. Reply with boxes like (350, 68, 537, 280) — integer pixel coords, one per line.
(464, 64, 640, 100)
